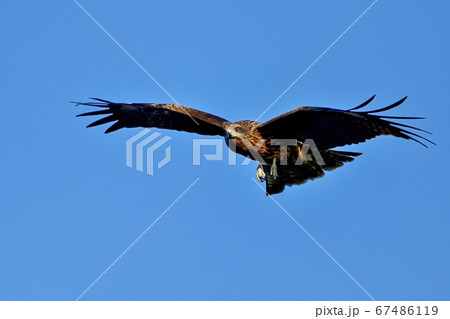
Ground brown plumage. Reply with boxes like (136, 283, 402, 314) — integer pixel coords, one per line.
(76, 95, 434, 195)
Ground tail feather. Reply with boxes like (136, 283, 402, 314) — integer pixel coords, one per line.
(263, 150, 362, 195)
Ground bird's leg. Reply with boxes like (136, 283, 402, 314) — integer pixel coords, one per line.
(297, 143, 307, 164)
(256, 163, 266, 182)
(270, 158, 278, 179)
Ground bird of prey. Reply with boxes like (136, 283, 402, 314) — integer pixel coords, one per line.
(76, 95, 434, 195)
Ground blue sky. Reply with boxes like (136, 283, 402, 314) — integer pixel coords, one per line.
(1, 0, 449, 300)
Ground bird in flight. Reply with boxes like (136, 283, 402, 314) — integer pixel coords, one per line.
(76, 95, 434, 195)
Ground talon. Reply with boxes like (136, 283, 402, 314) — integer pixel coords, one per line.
(256, 164, 266, 182)
(270, 158, 278, 179)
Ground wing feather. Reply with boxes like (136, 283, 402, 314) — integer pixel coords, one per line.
(257, 96, 434, 150)
(76, 99, 230, 136)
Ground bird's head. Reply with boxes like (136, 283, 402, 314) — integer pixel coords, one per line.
(225, 123, 248, 141)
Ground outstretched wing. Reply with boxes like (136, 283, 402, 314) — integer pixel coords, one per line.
(257, 96, 434, 150)
(76, 98, 230, 136)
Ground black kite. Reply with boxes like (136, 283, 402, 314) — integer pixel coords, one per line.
(76, 95, 434, 195)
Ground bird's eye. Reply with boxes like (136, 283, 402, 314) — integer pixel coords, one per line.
(235, 126, 244, 134)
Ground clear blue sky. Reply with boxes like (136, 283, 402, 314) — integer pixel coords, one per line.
(1, 0, 449, 301)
